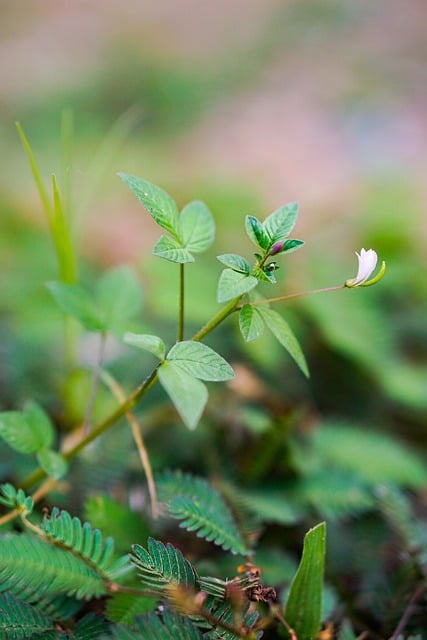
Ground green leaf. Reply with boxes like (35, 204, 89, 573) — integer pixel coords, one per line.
(95, 266, 143, 332)
(41, 507, 118, 576)
(157, 471, 249, 555)
(217, 269, 258, 303)
(24, 401, 54, 450)
(36, 449, 68, 480)
(110, 611, 204, 640)
(153, 235, 194, 263)
(280, 238, 304, 254)
(216, 253, 250, 274)
(0, 403, 54, 455)
(0, 592, 55, 639)
(245, 215, 269, 250)
(118, 173, 180, 238)
(166, 341, 234, 381)
(130, 537, 198, 592)
(310, 422, 427, 489)
(0, 532, 110, 601)
(239, 304, 265, 342)
(179, 200, 215, 253)
(257, 307, 309, 377)
(0, 484, 33, 513)
(123, 333, 165, 360)
(285, 522, 326, 640)
(262, 202, 298, 246)
(158, 362, 208, 430)
(46, 281, 102, 331)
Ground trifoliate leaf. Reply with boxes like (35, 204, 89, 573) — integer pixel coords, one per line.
(46, 281, 102, 331)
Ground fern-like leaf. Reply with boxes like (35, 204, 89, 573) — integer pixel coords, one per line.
(106, 592, 157, 625)
(200, 598, 262, 640)
(130, 537, 198, 593)
(0, 533, 109, 602)
(109, 611, 204, 640)
(157, 471, 248, 555)
(41, 507, 117, 574)
(0, 591, 55, 639)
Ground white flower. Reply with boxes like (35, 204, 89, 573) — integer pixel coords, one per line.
(345, 248, 386, 288)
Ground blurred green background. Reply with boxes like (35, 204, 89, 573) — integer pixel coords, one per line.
(1, 1, 427, 633)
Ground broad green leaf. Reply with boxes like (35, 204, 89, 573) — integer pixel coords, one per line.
(0, 405, 53, 455)
(217, 269, 258, 303)
(179, 200, 215, 253)
(166, 341, 234, 381)
(153, 235, 194, 263)
(245, 215, 269, 250)
(216, 253, 250, 274)
(257, 306, 309, 377)
(282, 238, 304, 253)
(95, 266, 143, 332)
(123, 333, 165, 360)
(158, 362, 208, 430)
(46, 281, 102, 331)
(262, 202, 298, 246)
(285, 522, 326, 640)
(36, 448, 68, 480)
(24, 401, 54, 450)
(239, 304, 265, 342)
(118, 173, 180, 238)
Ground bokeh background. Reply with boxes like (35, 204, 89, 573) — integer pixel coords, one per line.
(1, 1, 427, 633)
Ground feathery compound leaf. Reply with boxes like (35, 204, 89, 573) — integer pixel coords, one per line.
(157, 471, 249, 555)
(0, 592, 55, 639)
(109, 611, 204, 640)
(41, 508, 117, 574)
(285, 522, 326, 640)
(166, 341, 234, 381)
(0, 484, 33, 513)
(130, 537, 198, 592)
(0, 533, 109, 601)
(118, 173, 180, 239)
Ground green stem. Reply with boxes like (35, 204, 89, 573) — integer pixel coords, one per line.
(191, 296, 241, 342)
(21, 297, 242, 490)
(21, 369, 158, 490)
(243, 284, 344, 308)
(177, 263, 185, 342)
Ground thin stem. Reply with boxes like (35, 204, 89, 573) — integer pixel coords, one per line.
(244, 284, 344, 308)
(191, 296, 241, 342)
(390, 582, 425, 640)
(21, 368, 159, 490)
(177, 263, 185, 341)
(101, 370, 159, 519)
(271, 606, 298, 640)
(82, 332, 107, 434)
